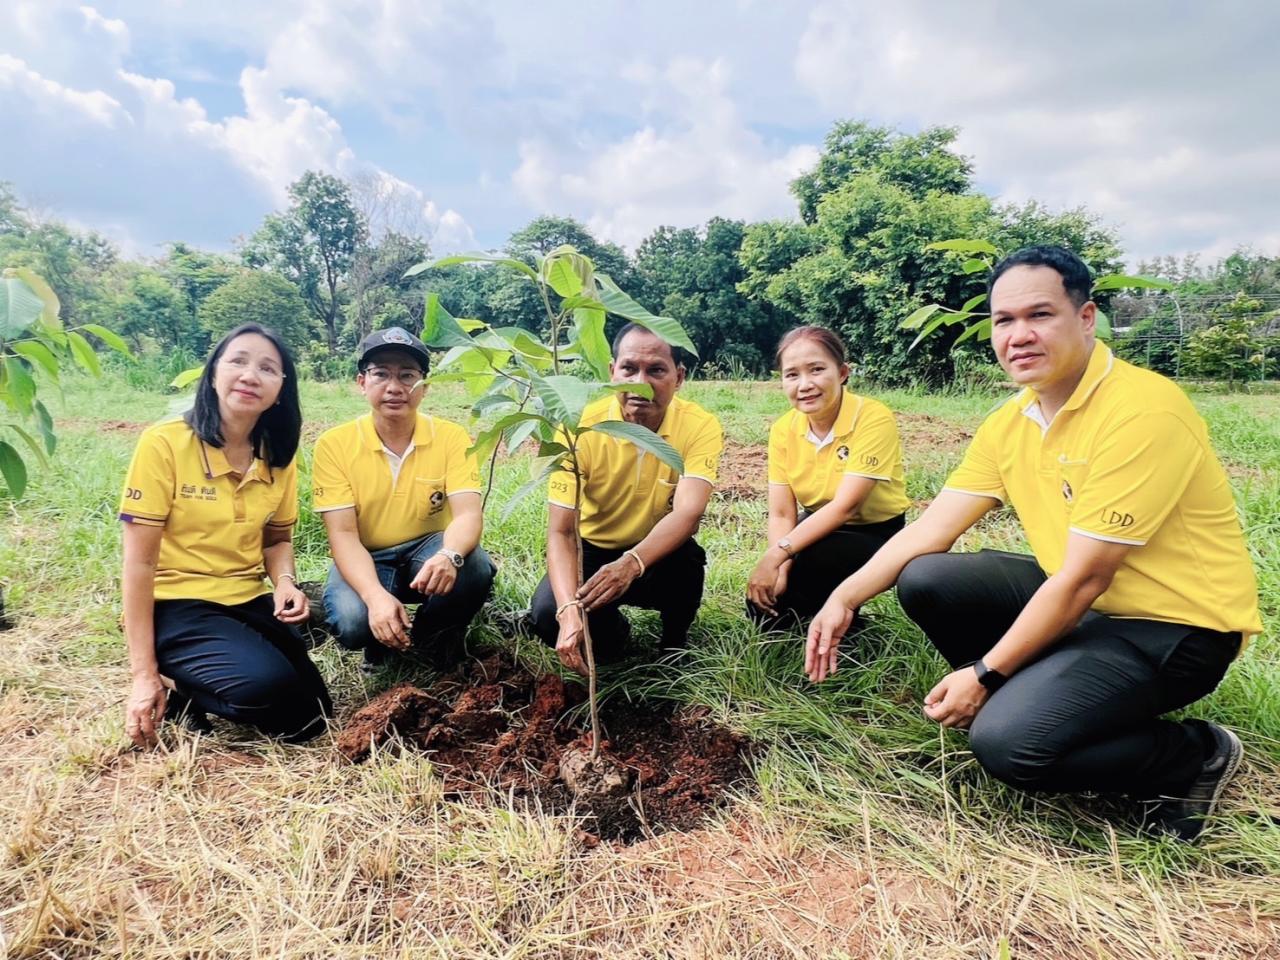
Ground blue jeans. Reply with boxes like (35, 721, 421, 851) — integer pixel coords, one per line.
(323, 533, 496, 653)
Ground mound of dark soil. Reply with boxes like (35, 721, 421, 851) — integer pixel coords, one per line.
(336, 653, 751, 842)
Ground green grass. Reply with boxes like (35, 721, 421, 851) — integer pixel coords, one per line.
(1, 370, 1277, 957)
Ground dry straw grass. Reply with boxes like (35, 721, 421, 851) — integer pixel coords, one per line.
(2, 613, 1277, 959)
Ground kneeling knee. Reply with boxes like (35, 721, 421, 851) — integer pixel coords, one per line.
(895, 554, 949, 616)
(970, 718, 1059, 792)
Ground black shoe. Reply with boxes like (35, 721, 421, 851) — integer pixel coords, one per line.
(1154, 723, 1243, 841)
(165, 689, 213, 734)
(360, 643, 391, 676)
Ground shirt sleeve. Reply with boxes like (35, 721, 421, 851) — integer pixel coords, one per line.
(767, 419, 789, 485)
(682, 414, 724, 484)
(119, 428, 174, 526)
(267, 459, 298, 528)
(444, 424, 483, 495)
(547, 425, 581, 510)
(943, 416, 1006, 503)
(844, 402, 902, 482)
(1067, 411, 1204, 545)
(311, 433, 354, 513)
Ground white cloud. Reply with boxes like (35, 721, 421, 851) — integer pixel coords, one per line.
(795, 0, 1280, 263)
(0, 53, 127, 126)
(512, 57, 819, 249)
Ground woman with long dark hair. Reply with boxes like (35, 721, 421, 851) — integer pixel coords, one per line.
(119, 324, 331, 746)
(747, 326, 910, 630)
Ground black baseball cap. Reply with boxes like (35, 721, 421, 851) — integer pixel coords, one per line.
(357, 326, 431, 372)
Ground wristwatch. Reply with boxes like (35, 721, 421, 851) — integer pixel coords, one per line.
(972, 658, 1008, 693)
(437, 547, 465, 569)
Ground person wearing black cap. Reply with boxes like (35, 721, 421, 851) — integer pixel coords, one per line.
(312, 326, 496, 672)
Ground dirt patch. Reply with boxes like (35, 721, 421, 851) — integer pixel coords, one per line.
(336, 653, 752, 842)
(897, 412, 972, 459)
(59, 418, 148, 434)
(716, 439, 768, 501)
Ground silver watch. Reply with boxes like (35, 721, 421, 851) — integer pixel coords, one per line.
(438, 547, 465, 568)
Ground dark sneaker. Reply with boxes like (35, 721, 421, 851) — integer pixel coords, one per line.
(164, 689, 213, 734)
(1155, 723, 1244, 841)
(360, 643, 391, 676)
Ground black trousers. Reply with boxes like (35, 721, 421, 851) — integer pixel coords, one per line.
(154, 596, 333, 742)
(749, 513, 905, 628)
(530, 538, 706, 657)
(896, 551, 1240, 797)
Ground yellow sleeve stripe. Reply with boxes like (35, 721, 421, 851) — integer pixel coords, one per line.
(547, 500, 577, 510)
(313, 503, 356, 513)
(682, 474, 715, 485)
(941, 486, 1005, 504)
(1069, 525, 1147, 547)
(265, 519, 296, 528)
(845, 470, 891, 481)
(447, 488, 483, 497)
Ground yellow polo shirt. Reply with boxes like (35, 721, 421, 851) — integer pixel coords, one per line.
(945, 342, 1261, 639)
(118, 418, 297, 606)
(312, 413, 481, 551)
(767, 392, 910, 524)
(548, 394, 723, 550)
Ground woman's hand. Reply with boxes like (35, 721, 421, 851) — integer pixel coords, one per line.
(273, 579, 310, 624)
(747, 548, 789, 616)
(125, 673, 168, 748)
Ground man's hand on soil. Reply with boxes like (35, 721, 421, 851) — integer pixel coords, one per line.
(366, 589, 412, 651)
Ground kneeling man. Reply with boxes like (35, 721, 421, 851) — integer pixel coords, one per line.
(314, 327, 496, 671)
(809, 246, 1261, 839)
(530, 324, 724, 674)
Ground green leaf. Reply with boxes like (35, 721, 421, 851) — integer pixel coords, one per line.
(542, 252, 586, 298)
(0, 277, 45, 338)
(587, 419, 684, 475)
(595, 275, 698, 358)
(961, 258, 988, 274)
(952, 317, 992, 347)
(1094, 308, 1112, 340)
(170, 365, 204, 390)
(1090, 273, 1174, 293)
(924, 238, 998, 256)
(67, 331, 101, 377)
(531, 373, 591, 426)
(572, 306, 611, 380)
(10, 340, 60, 379)
(7, 423, 47, 467)
(0, 439, 27, 498)
(557, 293, 604, 312)
(899, 303, 943, 331)
(79, 323, 134, 358)
(472, 391, 519, 418)
(908, 311, 959, 351)
(500, 456, 562, 522)
(422, 293, 476, 349)
(594, 381, 654, 400)
(429, 252, 539, 280)
(959, 293, 989, 314)
(3, 356, 36, 414)
(33, 399, 55, 454)
(492, 327, 553, 363)
(506, 417, 540, 453)
(5, 268, 61, 329)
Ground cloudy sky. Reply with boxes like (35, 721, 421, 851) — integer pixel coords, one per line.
(3, 1, 1278, 266)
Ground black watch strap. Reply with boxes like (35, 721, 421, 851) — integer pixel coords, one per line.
(973, 659, 1008, 693)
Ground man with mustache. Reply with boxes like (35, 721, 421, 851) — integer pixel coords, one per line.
(529, 324, 723, 673)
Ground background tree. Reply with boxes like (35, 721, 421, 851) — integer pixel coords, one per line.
(633, 218, 794, 374)
(198, 270, 313, 345)
(243, 171, 367, 355)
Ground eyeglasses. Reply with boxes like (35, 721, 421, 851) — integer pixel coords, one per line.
(364, 367, 424, 387)
(220, 355, 285, 380)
